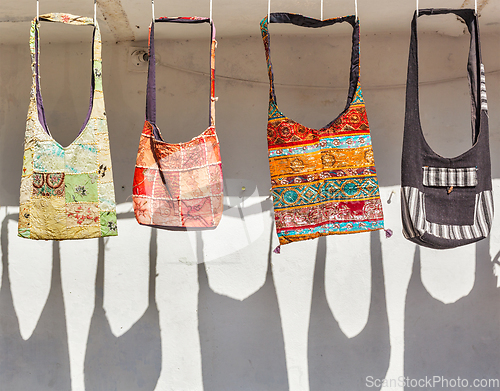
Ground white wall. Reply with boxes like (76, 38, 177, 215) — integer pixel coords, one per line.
(0, 20, 500, 391)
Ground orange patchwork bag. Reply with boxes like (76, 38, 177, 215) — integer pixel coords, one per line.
(133, 17, 223, 229)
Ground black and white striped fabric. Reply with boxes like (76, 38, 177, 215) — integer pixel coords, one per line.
(422, 166, 477, 187)
(481, 64, 488, 112)
(402, 187, 493, 241)
(401, 9, 493, 249)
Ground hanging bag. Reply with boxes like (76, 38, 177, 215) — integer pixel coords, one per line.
(261, 13, 385, 246)
(19, 13, 118, 240)
(133, 17, 223, 229)
(401, 8, 493, 249)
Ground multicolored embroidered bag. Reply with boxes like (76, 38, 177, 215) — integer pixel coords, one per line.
(401, 9, 493, 249)
(261, 13, 384, 246)
(133, 17, 223, 229)
(19, 13, 118, 240)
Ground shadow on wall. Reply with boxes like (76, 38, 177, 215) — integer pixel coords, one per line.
(0, 215, 71, 391)
(84, 225, 161, 390)
(3, 207, 500, 391)
(308, 233, 391, 390)
(198, 229, 290, 391)
(0, 212, 162, 391)
(405, 239, 500, 389)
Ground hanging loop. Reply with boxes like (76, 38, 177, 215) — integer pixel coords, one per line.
(37, 0, 39, 22)
(152, 0, 155, 22)
(210, 0, 213, 21)
(416, 0, 419, 17)
(354, 0, 358, 21)
(321, 0, 324, 21)
(94, 0, 97, 25)
(475, 0, 477, 15)
(268, 0, 271, 22)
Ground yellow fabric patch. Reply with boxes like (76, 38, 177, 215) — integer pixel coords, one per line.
(22, 149, 33, 177)
(94, 39, 102, 61)
(269, 146, 374, 178)
(30, 197, 66, 240)
(98, 149, 113, 183)
(18, 203, 31, 230)
(96, 133, 110, 152)
(24, 135, 36, 150)
(20, 176, 32, 204)
(92, 91, 106, 119)
(27, 103, 38, 121)
(63, 225, 101, 240)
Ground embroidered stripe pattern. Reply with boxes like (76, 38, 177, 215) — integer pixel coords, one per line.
(480, 64, 488, 111)
(268, 134, 373, 157)
(273, 176, 381, 209)
(401, 186, 493, 240)
(261, 14, 384, 245)
(422, 166, 477, 187)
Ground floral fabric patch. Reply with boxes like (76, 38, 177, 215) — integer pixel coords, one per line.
(100, 211, 118, 236)
(65, 173, 98, 203)
(33, 172, 65, 197)
(67, 203, 99, 226)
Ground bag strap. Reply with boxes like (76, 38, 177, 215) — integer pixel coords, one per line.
(260, 13, 359, 114)
(405, 8, 483, 145)
(30, 13, 101, 136)
(146, 17, 217, 131)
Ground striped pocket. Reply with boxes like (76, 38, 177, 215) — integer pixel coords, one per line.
(422, 166, 477, 188)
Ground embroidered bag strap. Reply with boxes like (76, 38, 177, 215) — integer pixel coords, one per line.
(146, 17, 216, 131)
(260, 13, 360, 118)
(405, 9, 483, 146)
(30, 13, 100, 135)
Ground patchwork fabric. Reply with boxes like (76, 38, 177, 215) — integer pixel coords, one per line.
(66, 203, 99, 226)
(65, 173, 99, 203)
(133, 123, 223, 228)
(133, 17, 223, 229)
(18, 13, 117, 240)
(32, 172, 65, 197)
(261, 13, 384, 245)
(100, 211, 118, 236)
(33, 141, 65, 172)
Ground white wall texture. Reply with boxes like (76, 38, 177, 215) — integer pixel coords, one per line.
(0, 14, 500, 391)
